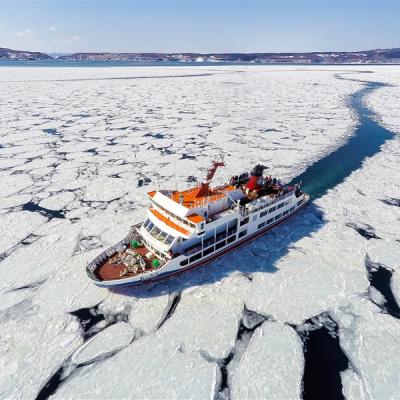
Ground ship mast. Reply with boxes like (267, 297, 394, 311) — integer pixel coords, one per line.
(195, 160, 225, 198)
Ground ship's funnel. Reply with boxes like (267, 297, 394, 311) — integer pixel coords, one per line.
(246, 164, 267, 191)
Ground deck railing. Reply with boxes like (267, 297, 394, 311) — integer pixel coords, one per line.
(233, 190, 294, 218)
(86, 224, 142, 280)
(246, 190, 294, 212)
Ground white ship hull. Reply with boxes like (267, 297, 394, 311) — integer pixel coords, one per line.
(87, 190, 309, 288)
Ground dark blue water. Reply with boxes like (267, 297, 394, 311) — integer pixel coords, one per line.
(292, 77, 396, 400)
(291, 79, 394, 200)
(298, 316, 349, 400)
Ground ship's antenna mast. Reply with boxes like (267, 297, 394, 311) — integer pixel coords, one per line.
(195, 158, 225, 198)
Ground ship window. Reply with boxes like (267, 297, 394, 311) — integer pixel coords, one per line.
(275, 213, 282, 221)
(282, 210, 289, 216)
(227, 220, 238, 236)
(189, 253, 202, 263)
(297, 200, 303, 206)
(164, 235, 174, 245)
(260, 210, 268, 217)
(216, 231, 227, 242)
(258, 222, 265, 229)
(228, 219, 238, 229)
(253, 215, 257, 221)
(158, 230, 168, 242)
(216, 241, 225, 250)
(180, 258, 189, 266)
(269, 206, 276, 213)
(285, 199, 292, 205)
(267, 218, 274, 224)
(203, 236, 215, 248)
(146, 221, 154, 232)
(143, 219, 150, 228)
(290, 206, 295, 212)
(203, 246, 214, 256)
(277, 202, 284, 209)
(240, 217, 249, 226)
(238, 230, 247, 238)
(227, 236, 236, 244)
(150, 226, 162, 239)
(200, 222, 205, 230)
(227, 226, 237, 236)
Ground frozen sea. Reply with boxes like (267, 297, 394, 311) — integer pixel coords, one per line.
(0, 64, 400, 399)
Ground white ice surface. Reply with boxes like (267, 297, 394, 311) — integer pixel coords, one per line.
(39, 191, 75, 211)
(159, 273, 250, 359)
(1, 173, 33, 197)
(230, 322, 304, 399)
(128, 293, 170, 333)
(0, 306, 82, 399)
(72, 322, 134, 365)
(83, 177, 131, 202)
(392, 270, 400, 308)
(366, 239, 400, 271)
(1, 65, 400, 399)
(0, 193, 32, 210)
(341, 368, 367, 400)
(0, 211, 46, 255)
(53, 332, 218, 400)
(331, 297, 400, 400)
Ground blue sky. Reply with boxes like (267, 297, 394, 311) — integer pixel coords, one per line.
(1, 0, 399, 53)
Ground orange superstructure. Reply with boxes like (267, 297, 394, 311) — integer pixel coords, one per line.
(187, 213, 204, 223)
(149, 208, 189, 235)
(170, 184, 236, 208)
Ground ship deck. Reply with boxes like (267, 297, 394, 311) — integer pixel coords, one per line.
(95, 245, 161, 281)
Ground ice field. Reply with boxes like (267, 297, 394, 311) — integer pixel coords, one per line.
(0, 65, 399, 399)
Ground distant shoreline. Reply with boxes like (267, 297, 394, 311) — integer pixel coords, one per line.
(2, 46, 400, 64)
(1, 60, 400, 68)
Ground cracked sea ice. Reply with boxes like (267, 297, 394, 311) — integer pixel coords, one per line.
(1, 65, 400, 399)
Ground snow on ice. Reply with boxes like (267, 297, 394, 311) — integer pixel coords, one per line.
(1, 65, 400, 399)
(230, 322, 304, 399)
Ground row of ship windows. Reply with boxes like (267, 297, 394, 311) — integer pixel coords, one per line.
(259, 198, 292, 218)
(142, 237, 167, 260)
(179, 200, 302, 267)
(180, 227, 249, 266)
(182, 225, 238, 256)
(257, 205, 296, 229)
(142, 219, 175, 245)
(180, 234, 238, 266)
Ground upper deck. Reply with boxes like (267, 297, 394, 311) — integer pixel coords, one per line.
(169, 184, 237, 208)
(145, 161, 297, 240)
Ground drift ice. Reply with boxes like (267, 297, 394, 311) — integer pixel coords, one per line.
(87, 161, 309, 287)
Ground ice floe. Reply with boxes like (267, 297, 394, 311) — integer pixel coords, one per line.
(0, 211, 46, 255)
(52, 332, 218, 400)
(230, 322, 303, 399)
(331, 297, 400, 399)
(1, 65, 400, 398)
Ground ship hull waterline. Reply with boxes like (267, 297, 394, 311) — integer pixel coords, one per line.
(92, 196, 309, 288)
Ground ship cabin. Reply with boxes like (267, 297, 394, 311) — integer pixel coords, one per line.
(140, 161, 298, 262)
(141, 182, 245, 258)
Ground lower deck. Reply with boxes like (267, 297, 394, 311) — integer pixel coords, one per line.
(95, 245, 163, 281)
